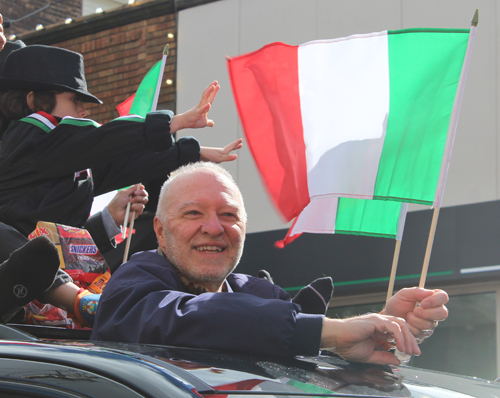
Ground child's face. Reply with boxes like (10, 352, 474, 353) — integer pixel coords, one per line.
(52, 92, 87, 119)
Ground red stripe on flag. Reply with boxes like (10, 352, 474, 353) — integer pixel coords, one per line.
(227, 42, 309, 221)
(116, 93, 136, 116)
(275, 217, 301, 248)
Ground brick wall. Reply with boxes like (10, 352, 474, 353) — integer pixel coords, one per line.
(51, 13, 177, 123)
(1, 0, 82, 37)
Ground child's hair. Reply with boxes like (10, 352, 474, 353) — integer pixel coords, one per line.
(0, 90, 57, 137)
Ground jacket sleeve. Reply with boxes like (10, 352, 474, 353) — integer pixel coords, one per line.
(84, 212, 116, 254)
(91, 262, 323, 357)
(91, 137, 200, 195)
(31, 111, 176, 178)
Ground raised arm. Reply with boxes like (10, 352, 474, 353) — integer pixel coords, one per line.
(170, 81, 220, 133)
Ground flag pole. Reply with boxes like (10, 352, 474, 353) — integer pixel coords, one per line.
(122, 44, 169, 264)
(419, 206, 440, 287)
(385, 203, 408, 301)
(418, 10, 477, 286)
(385, 239, 401, 302)
(386, 239, 402, 302)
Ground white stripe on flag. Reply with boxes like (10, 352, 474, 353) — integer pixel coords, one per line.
(298, 32, 389, 199)
(291, 196, 340, 235)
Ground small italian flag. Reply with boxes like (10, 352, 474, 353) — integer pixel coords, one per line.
(228, 28, 472, 246)
(116, 61, 163, 117)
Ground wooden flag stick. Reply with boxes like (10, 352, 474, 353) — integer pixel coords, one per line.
(122, 201, 131, 239)
(419, 206, 440, 287)
(121, 44, 169, 262)
(418, 12, 476, 287)
(122, 211, 136, 264)
(386, 239, 402, 302)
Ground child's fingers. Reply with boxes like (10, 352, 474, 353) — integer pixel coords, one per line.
(207, 83, 220, 105)
(201, 81, 219, 101)
(223, 138, 243, 153)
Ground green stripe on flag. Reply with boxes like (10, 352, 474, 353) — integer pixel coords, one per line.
(374, 29, 469, 205)
(129, 61, 162, 117)
(335, 198, 403, 239)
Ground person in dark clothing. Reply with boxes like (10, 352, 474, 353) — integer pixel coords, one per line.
(92, 162, 448, 364)
(0, 44, 241, 325)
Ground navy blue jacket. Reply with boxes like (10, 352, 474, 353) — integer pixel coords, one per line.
(91, 250, 324, 357)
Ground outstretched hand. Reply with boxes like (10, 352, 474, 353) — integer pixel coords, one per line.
(170, 81, 220, 133)
(200, 138, 243, 163)
(107, 184, 149, 226)
(321, 313, 421, 365)
(383, 287, 448, 340)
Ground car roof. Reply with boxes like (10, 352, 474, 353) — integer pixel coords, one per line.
(1, 323, 499, 398)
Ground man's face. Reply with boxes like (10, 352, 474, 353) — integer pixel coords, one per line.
(154, 170, 246, 289)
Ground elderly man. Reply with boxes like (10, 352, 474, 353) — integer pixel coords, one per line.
(92, 162, 448, 365)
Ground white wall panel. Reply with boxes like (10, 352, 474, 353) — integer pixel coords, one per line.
(177, 0, 241, 181)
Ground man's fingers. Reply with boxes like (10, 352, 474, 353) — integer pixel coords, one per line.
(420, 289, 449, 309)
(379, 317, 420, 357)
(130, 195, 148, 205)
(413, 304, 448, 322)
(130, 202, 146, 217)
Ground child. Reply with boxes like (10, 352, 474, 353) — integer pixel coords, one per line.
(0, 44, 242, 326)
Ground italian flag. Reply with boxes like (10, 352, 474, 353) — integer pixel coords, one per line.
(228, 28, 472, 246)
(116, 60, 164, 117)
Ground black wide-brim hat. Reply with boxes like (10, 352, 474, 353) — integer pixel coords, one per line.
(0, 40, 26, 75)
(0, 44, 102, 104)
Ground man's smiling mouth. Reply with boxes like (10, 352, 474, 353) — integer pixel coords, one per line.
(196, 246, 224, 253)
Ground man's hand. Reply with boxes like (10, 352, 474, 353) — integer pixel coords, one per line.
(383, 287, 448, 340)
(170, 81, 220, 133)
(0, 14, 6, 50)
(106, 184, 149, 226)
(321, 314, 421, 365)
(200, 139, 243, 163)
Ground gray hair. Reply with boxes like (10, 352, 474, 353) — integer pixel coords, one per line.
(156, 162, 247, 223)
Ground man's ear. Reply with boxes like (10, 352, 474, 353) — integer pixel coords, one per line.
(26, 91, 35, 111)
(154, 216, 166, 249)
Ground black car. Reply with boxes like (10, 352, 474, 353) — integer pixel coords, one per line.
(0, 323, 498, 398)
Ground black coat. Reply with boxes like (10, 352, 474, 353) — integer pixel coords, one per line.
(0, 110, 200, 249)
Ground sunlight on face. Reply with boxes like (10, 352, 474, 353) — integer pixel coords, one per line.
(156, 169, 246, 289)
(51, 92, 87, 118)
